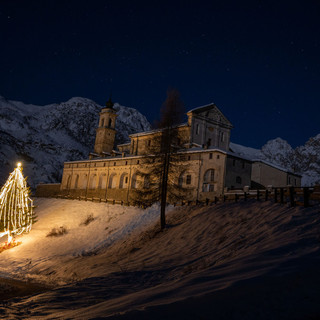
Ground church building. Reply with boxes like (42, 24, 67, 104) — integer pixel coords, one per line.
(59, 99, 253, 204)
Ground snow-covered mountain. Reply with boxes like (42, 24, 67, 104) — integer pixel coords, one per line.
(1, 94, 318, 188)
(0, 95, 151, 189)
(230, 136, 320, 186)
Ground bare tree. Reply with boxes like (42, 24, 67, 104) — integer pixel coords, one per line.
(130, 89, 192, 229)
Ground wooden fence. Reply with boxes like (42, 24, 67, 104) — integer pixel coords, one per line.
(55, 186, 320, 208)
(219, 186, 320, 208)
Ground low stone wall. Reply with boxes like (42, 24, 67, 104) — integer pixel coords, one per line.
(35, 183, 61, 197)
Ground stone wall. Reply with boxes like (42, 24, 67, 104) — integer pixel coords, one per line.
(35, 183, 61, 197)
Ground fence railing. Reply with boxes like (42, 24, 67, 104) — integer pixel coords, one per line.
(219, 186, 320, 208)
(54, 186, 320, 208)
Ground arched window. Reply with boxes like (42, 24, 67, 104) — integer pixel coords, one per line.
(64, 175, 71, 189)
(73, 174, 79, 189)
(81, 174, 88, 189)
(89, 174, 97, 189)
(98, 174, 107, 189)
(100, 118, 105, 127)
(203, 169, 215, 192)
(131, 173, 138, 189)
(109, 118, 112, 127)
(178, 171, 193, 187)
(108, 173, 117, 189)
(119, 173, 129, 189)
(204, 169, 215, 183)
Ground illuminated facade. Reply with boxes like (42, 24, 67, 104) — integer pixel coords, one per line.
(60, 102, 253, 203)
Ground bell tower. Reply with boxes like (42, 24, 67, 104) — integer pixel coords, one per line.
(94, 97, 118, 155)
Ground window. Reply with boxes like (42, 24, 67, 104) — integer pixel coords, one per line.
(148, 140, 151, 147)
(103, 163, 106, 167)
(236, 176, 242, 184)
(108, 118, 112, 127)
(294, 178, 297, 186)
(233, 159, 236, 166)
(89, 174, 97, 189)
(125, 161, 128, 165)
(209, 153, 213, 159)
(108, 173, 117, 189)
(288, 177, 291, 184)
(131, 174, 137, 189)
(114, 162, 116, 166)
(221, 132, 225, 142)
(119, 173, 129, 189)
(186, 175, 191, 185)
(101, 118, 105, 127)
(178, 176, 183, 187)
(137, 160, 140, 164)
(217, 155, 220, 159)
(188, 155, 191, 161)
(74, 175, 79, 189)
(204, 169, 215, 182)
(196, 124, 200, 135)
(242, 161, 245, 169)
(207, 138, 211, 147)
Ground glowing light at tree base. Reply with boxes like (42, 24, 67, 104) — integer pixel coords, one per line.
(0, 163, 34, 244)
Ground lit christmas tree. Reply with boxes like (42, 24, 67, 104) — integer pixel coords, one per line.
(0, 163, 34, 244)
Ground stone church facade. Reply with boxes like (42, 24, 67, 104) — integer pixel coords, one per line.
(60, 100, 253, 203)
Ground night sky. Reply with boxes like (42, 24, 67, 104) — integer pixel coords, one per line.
(1, 0, 319, 148)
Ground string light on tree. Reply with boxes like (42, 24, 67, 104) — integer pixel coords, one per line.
(0, 162, 34, 244)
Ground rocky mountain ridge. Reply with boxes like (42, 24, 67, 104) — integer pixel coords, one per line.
(0, 95, 318, 188)
(0, 95, 151, 189)
(230, 135, 320, 186)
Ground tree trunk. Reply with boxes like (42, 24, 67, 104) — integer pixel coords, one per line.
(160, 153, 169, 229)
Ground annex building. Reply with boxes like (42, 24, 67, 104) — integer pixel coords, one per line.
(57, 100, 300, 204)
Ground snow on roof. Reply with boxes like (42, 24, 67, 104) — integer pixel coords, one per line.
(253, 159, 301, 176)
(129, 123, 188, 138)
(187, 103, 215, 113)
(226, 151, 253, 162)
(117, 142, 131, 147)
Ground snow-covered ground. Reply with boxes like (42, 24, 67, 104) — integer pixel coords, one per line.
(1, 198, 320, 319)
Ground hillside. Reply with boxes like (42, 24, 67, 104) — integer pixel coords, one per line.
(1, 199, 320, 319)
(0, 95, 151, 189)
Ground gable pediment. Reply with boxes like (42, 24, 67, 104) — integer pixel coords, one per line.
(187, 103, 233, 128)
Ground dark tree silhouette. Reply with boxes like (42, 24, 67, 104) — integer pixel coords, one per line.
(130, 89, 193, 229)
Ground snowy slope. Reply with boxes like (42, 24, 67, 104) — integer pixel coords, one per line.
(0, 95, 151, 189)
(1, 199, 320, 319)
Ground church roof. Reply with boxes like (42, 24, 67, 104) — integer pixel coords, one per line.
(187, 102, 233, 128)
